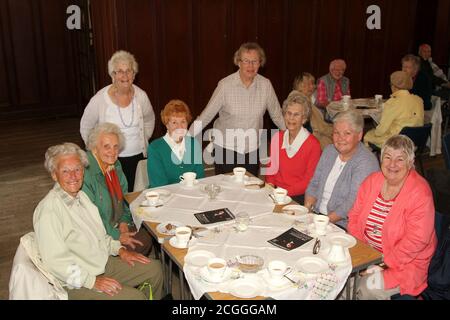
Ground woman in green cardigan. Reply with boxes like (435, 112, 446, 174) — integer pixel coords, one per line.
(147, 99, 205, 187)
(82, 122, 152, 255)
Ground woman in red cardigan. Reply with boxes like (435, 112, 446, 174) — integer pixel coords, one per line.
(265, 92, 321, 204)
(348, 135, 437, 299)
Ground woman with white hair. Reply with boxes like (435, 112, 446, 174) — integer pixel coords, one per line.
(305, 110, 379, 229)
(348, 135, 437, 299)
(33, 142, 163, 300)
(82, 122, 152, 256)
(265, 92, 321, 204)
(80, 50, 155, 191)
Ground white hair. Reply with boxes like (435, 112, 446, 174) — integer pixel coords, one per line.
(86, 122, 125, 151)
(333, 110, 364, 133)
(44, 143, 88, 174)
(107, 50, 139, 78)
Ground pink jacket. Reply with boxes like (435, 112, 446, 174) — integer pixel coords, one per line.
(348, 170, 437, 296)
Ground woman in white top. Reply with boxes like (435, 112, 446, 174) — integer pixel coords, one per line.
(80, 50, 155, 191)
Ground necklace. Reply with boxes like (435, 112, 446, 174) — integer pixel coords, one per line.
(117, 99, 135, 128)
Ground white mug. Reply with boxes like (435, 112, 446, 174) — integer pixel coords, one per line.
(174, 226, 191, 248)
(179, 172, 196, 187)
(207, 257, 227, 279)
(313, 215, 330, 236)
(375, 94, 383, 102)
(145, 191, 160, 206)
(273, 187, 288, 204)
(327, 243, 348, 264)
(342, 95, 351, 103)
(233, 167, 246, 182)
(267, 260, 291, 281)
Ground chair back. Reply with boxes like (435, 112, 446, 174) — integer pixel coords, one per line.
(443, 133, 450, 170)
(133, 159, 149, 192)
(399, 123, 432, 153)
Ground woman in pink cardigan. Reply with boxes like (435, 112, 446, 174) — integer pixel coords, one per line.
(265, 92, 321, 204)
(348, 135, 437, 299)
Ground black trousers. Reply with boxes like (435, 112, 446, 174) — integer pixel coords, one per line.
(118, 153, 145, 192)
(213, 145, 260, 177)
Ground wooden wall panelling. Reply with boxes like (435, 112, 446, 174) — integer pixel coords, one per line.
(433, 0, 450, 65)
(0, 0, 14, 109)
(90, 0, 119, 89)
(230, 0, 259, 50)
(7, 0, 41, 107)
(192, 0, 229, 116)
(284, 0, 319, 97)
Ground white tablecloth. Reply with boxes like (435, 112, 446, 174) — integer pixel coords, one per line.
(130, 175, 353, 300)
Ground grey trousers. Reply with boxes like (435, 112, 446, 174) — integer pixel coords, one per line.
(357, 272, 400, 300)
(67, 256, 163, 300)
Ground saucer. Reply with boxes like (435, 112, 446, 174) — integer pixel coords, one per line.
(140, 199, 164, 207)
(154, 188, 172, 198)
(184, 250, 216, 268)
(229, 278, 264, 298)
(169, 236, 196, 249)
(156, 221, 184, 236)
(199, 266, 232, 283)
(282, 205, 309, 216)
(259, 269, 291, 289)
(307, 223, 333, 236)
(274, 196, 292, 205)
(295, 256, 329, 275)
(179, 180, 199, 188)
(326, 233, 357, 248)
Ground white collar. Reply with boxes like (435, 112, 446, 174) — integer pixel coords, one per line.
(281, 127, 310, 158)
(163, 132, 186, 161)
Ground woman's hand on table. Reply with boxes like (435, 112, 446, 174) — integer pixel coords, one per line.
(94, 276, 123, 296)
(118, 248, 151, 266)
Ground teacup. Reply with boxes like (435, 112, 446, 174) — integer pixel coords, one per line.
(145, 191, 160, 206)
(207, 257, 227, 279)
(273, 187, 288, 204)
(174, 226, 191, 248)
(375, 94, 383, 102)
(313, 215, 330, 236)
(179, 172, 196, 187)
(267, 260, 291, 281)
(233, 167, 246, 182)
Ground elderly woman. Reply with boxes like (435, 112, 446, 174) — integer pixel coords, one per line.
(148, 99, 204, 187)
(80, 50, 155, 191)
(265, 92, 321, 203)
(304, 110, 379, 229)
(190, 42, 285, 176)
(401, 54, 432, 110)
(293, 72, 333, 149)
(364, 71, 424, 148)
(33, 143, 163, 300)
(348, 135, 437, 299)
(83, 122, 152, 255)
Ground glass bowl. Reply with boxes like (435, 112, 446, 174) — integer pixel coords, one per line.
(236, 255, 264, 273)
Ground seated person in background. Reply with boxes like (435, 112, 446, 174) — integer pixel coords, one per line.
(33, 143, 163, 300)
(364, 71, 424, 149)
(148, 99, 204, 187)
(402, 54, 433, 110)
(304, 110, 379, 229)
(293, 72, 333, 149)
(348, 135, 437, 300)
(265, 92, 321, 204)
(83, 122, 153, 256)
(418, 43, 450, 100)
(316, 59, 351, 109)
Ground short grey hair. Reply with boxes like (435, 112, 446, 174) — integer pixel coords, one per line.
(108, 50, 139, 78)
(44, 143, 88, 174)
(233, 42, 266, 67)
(282, 91, 311, 123)
(381, 135, 415, 167)
(401, 54, 420, 67)
(333, 110, 364, 133)
(86, 122, 125, 151)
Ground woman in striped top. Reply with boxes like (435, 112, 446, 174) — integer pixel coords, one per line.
(348, 135, 437, 299)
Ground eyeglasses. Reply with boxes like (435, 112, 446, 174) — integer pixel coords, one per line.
(285, 111, 303, 118)
(240, 59, 260, 66)
(113, 69, 134, 76)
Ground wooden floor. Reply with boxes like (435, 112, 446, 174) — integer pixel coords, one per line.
(0, 117, 445, 300)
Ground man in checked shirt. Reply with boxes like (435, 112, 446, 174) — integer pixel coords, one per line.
(316, 59, 351, 110)
(189, 42, 286, 177)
